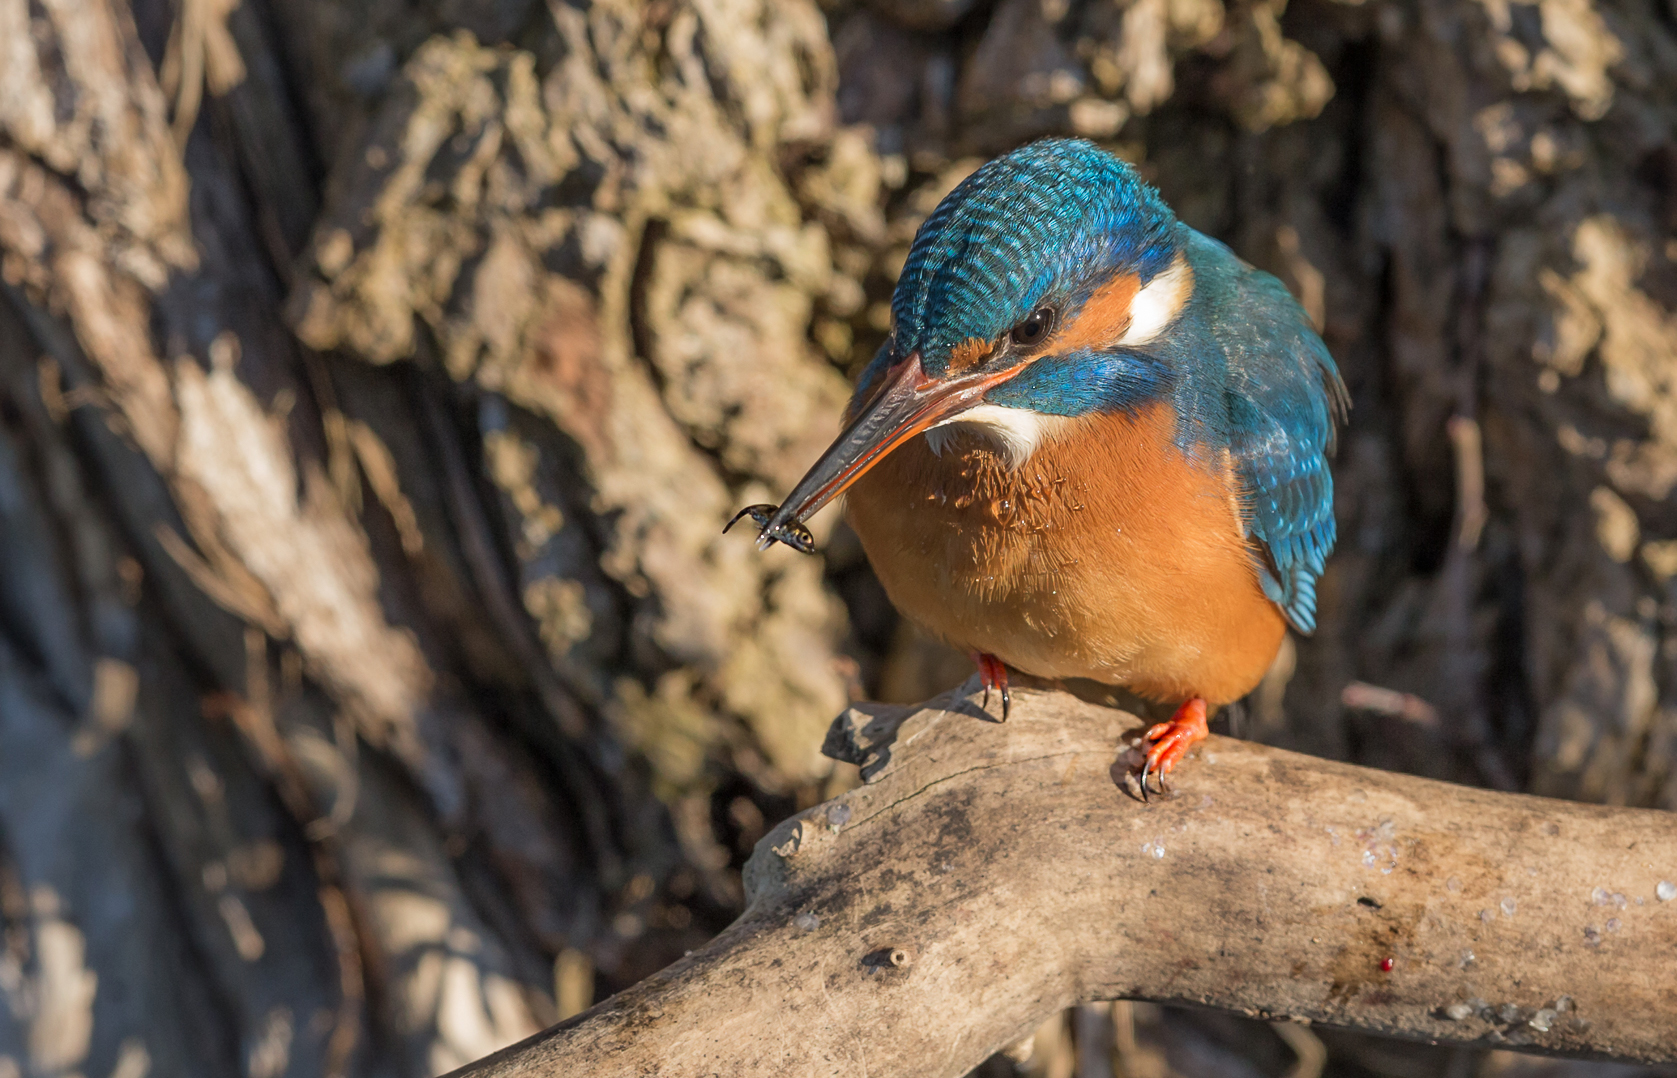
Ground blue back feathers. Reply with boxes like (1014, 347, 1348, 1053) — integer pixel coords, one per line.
(879, 137, 1348, 635)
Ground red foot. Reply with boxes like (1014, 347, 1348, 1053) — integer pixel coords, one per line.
(1140, 697, 1209, 799)
(970, 651, 1011, 721)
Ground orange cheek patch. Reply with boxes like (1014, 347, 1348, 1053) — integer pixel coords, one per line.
(1054, 272, 1140, 353)
(948, 336, 993, 373)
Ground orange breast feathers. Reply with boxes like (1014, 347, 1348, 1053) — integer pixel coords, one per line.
(844, 401, 1287, 706)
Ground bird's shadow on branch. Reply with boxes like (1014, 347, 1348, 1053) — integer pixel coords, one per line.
(825, 675, 1158, 798)
(823, 676, 1046, 779)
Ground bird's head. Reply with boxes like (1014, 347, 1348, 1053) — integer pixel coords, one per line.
(742, 138, 1190, 551)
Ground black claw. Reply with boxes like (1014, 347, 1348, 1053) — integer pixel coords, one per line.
(981, 682, 991, 711)
(999, 683, 1011, 722)
(1139, 743, 1174, 801)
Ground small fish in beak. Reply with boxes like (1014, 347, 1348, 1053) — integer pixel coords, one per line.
(723, 503, 815, 554)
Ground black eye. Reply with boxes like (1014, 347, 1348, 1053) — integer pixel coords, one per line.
(1009, 306, 1055, 349)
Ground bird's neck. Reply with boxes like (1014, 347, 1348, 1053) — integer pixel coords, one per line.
(865, 424, 1087, 537)
(925, 406, 1069, 472)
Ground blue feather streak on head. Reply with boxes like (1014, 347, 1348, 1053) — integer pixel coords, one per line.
(984, 349, 1172, 417)
(893, 138, 1178, 376)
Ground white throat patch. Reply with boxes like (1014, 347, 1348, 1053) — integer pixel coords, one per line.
(1117, 252, 1193, 347)
(925, 405, 1061, 471)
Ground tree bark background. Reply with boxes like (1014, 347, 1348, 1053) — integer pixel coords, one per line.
(0, 0, 1672, 1075)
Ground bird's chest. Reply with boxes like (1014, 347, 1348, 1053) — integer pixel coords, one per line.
(845, 405, 1274, 693)
(848, 407, 1226, 592)
(857, 435, 1091, 583)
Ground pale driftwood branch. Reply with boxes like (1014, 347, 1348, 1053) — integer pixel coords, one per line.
(457, 681, 1677, 1077)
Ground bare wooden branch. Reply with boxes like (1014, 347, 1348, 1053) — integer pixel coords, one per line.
(454, 682, 1677, 1078)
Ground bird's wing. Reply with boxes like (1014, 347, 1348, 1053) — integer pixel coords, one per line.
(1191, 233, 1348, 635)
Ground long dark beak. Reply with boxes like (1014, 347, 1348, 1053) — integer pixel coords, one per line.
(741, 351, 1027, 551)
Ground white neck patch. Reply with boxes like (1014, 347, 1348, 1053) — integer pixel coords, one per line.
(1117, 251, 1193, 347)
(925, 405, 1063, 471)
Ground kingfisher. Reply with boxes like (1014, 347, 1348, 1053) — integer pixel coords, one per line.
(729, 138, 1346, 796)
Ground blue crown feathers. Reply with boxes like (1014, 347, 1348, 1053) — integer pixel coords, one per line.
(892, 139, 1179, 373)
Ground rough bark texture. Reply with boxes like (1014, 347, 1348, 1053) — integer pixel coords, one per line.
(458, 683, 1677, 1078)
(0, 0, 1674, 1075)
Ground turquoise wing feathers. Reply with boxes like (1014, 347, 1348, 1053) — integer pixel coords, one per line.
(1190, 233, 1348, 635)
